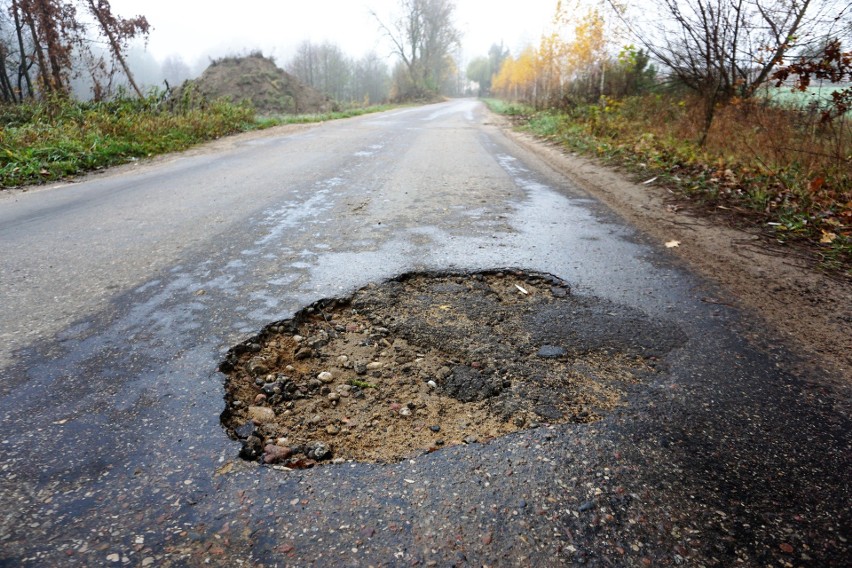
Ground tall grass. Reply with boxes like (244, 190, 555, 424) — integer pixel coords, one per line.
(490, 94, 851, 273)
(0, 94, 256, 187)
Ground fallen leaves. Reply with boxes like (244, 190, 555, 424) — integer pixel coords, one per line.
(819, 230, 838, 244)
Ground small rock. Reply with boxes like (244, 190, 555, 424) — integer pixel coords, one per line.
(231, 400, 244, 409)
(254, 393, 267, 404)
(263, 445, 293, 464)
(234, 420, 257, 439)
(292, 335, 304, 343)
(246, 357, 269, 377)
(318, 371, 334, 383)
(326, 425, 340, 435)
(141, 558, 154, 567)
(106, 553, 120, 562)
(537, 345, 566, 359)
(354, 363, 367, 375)
(578, 500, 595, 512)
(463, 436, 478, 444)
(240, 435, 263, 460)
(247, 406, 275, 423)
(427, 380, 437, 389)
(430, 425, 441, 432)
(294, 347, 314, 360)
(327, 392, 341, 402)
(366, 361, 383, 370)
(399, 407, 412, 417)
(310, 442, 332, 461)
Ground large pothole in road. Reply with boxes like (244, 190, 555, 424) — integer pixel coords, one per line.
(220, 269, 685, 468)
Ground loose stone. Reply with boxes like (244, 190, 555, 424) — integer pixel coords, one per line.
(247, 406, 275, 423)
(318, 371, 334, 383)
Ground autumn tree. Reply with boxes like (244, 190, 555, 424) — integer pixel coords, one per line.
(373, 0, 461, 100)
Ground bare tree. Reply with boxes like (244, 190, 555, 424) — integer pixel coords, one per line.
(352, 51, 390, 104)
(0, 0, 148, 101)
(612, 0, 843, 144)
(85, 0, 149, 98)
(286, 40, 354, 103)
(372, 0, 461, 100)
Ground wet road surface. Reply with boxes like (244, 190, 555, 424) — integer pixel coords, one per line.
(0, 100, 849, 566)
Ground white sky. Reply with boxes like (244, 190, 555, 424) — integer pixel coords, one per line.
(107, 0, 559, 68)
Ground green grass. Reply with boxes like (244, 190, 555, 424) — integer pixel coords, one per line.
(0, 98, 397, 188)
(256, 104, 396, 127)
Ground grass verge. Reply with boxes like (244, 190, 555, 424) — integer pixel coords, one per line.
(0, 97, 395, 189)
(485, 96, 851, 276)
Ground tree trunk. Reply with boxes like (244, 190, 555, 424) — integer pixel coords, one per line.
(88, 1, 144, 98)
(11, 0, 35, 99)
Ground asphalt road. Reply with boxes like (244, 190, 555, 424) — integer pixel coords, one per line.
(0, 100, 848, 567)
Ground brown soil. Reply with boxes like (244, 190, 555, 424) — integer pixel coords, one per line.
(177, 54, 334, 115)
(499, 118, 852, 395)
(220, 270, 679, 468)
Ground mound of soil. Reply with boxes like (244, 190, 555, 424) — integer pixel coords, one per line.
(219, 270, 685, 468)
(180, 54, 334, 115)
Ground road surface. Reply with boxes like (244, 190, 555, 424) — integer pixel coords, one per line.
(0, 100, 848, 566)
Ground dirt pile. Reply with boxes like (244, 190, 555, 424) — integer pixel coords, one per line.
(220, 270, 686, 468)
(178, 54, 334, 115)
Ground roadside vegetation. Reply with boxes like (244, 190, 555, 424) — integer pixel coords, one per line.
(0, 0, 461, 191)
(0, 95, 397, 188)
(475, 0, 851, 275)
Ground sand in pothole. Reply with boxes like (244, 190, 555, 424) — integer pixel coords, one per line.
(220, 270, 683, 467)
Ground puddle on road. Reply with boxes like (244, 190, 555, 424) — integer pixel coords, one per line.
(219, 270, 685, 467)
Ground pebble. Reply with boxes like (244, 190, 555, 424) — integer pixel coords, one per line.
(263, 444, 292, 464)
(430, 425, 441, 432)
(328, 392, 341, 402)
(366, 361, 383, 370)
(311, 442, 332, 460)
(399, 407, 412, 417)
(464, 436, 478, 444)
(537, 345, 566, 358)
(427, 380, 437, 389)
(326, 425, 340, 435)
(318, 371, 334, 383)
(247, 406, 275, 423)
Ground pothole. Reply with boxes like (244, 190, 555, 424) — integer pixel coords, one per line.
(220, 269, 684, 468)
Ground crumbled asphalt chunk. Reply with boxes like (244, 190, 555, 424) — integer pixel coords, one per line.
(220, 269, 684, 465)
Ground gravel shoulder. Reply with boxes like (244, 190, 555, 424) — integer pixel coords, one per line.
(497, 114, 852, 396)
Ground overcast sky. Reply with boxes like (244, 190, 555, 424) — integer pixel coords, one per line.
(107, 0, 559, 68)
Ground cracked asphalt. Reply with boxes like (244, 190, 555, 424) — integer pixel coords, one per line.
(0, 100, 848, 566)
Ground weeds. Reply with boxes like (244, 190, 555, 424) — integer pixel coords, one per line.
(0, 93, 255, 187)
(0, 96, 394, 188)
(490, 93, 851, 274)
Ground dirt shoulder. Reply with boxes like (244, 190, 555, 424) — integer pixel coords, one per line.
(497, 115, 852, 393)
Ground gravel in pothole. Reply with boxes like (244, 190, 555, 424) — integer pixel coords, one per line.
(219, 269, 683, 468)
